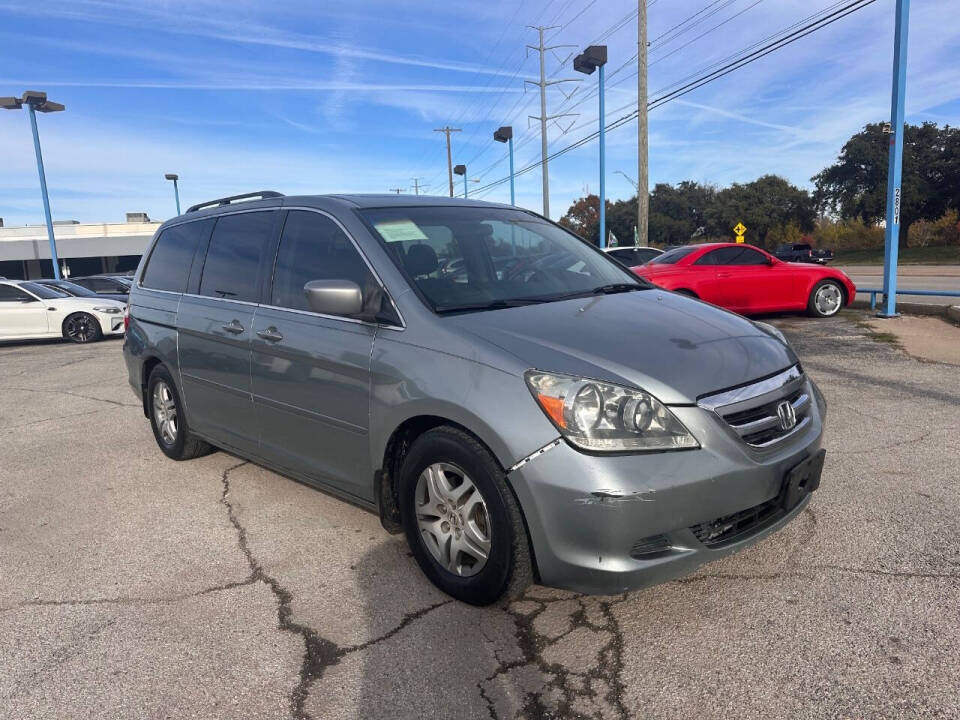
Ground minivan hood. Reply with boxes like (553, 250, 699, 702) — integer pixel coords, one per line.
(447, 289, 797, 404)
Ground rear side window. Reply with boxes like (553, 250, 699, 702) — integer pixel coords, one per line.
(199, 211, 275, 302)
(649, 246, 696, 265)
(0, 285, 32, 301)
(271, 210, 375, 313)
(142, 221, 208, 293)
(713, 247, 768, 265)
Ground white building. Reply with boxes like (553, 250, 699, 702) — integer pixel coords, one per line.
(0, 213, 161, 280)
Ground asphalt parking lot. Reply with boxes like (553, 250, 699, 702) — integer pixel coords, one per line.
(2, 311, 958, 720)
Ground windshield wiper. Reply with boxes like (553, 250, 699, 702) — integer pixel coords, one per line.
(590, 283, 645, 295)
(435, 297, 551, 314)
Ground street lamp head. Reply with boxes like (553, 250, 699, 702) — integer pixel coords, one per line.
(573, 45, 607, 75)
(164, 173, 179, 181)
(21, 90, 47, 105)
(493, 126, 513, 143)
(0, 96, 24, 110)
(453, 164, 466, 176)
(36, 101, 65, 113)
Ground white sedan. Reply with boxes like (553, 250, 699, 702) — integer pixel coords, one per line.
(0, 280, 126, 343)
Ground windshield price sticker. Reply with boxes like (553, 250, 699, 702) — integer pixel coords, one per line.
(374, 219, 429, 243)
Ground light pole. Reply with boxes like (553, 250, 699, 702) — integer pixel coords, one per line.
(574, 46, 608, 248)
(2, 91, 65, 279)
(164, 173, 181, 215)
(493, 126, 515, 205)
(879, 0, 911, 318)
(454, 164, 467, 199)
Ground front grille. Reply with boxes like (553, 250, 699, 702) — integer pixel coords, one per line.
(690, 496, 785, 548)
(698, 366, 810, 448)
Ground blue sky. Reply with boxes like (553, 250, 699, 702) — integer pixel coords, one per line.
(1, 0, 957, 226)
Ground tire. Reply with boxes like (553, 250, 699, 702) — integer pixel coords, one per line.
(398, 426, 532, 605)
(807, 279, 844, 318)
(147, 365, 214, 460)
(62, 312, 103, 343)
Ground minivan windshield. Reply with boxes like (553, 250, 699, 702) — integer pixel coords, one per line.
(361, 206, 646, 313)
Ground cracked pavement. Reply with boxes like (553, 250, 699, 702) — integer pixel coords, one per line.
(1, 311, 958, 719)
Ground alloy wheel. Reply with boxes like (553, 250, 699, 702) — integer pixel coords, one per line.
(815, 283, 842, 316)
(415, 462, 491, 577)
(152, 381, 178, 446)
(66, 314, 96, 342)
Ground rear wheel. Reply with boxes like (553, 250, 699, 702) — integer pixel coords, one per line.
(399, 426, 532, 605)
(62, 312, 102, 343)
(807, 280, 844, 318)
(147, 365, 214, 460)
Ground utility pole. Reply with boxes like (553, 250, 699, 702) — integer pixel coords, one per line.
(411, 178, 424, 196)
(433, 126, 461, 197)
(389, 187, 405, 194)
(526, 26, 580, 219)
(879, 0, 911, 318)
(637, 0, 649, 246)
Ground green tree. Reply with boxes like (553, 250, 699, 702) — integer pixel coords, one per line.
(648, 181, 716, 246)
(812, 122, 960, 247)
(558, 194, 601, 244)
(705, 175, 816, 248)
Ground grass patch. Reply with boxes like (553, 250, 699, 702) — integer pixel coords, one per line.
(833, 245, 960, 265)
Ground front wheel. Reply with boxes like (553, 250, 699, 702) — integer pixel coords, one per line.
(399, 426, 532, 605)
(62, 312, 103, 343)
(807, 280, 844, 318)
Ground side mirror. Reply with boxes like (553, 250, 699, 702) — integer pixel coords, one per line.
(304, 279, 363, 316)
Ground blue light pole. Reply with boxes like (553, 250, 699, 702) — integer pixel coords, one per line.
(2, 91, 65, 279)
(574, 46, 609, 248)
(494, 126, 515, 205)
(165, 173, 181, 215)
(454, 164, 467, 198)
(879, 0, 911, 318)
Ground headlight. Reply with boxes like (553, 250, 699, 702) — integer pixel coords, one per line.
(753, 320, 788, 346)
(93, 306, 122, 314)
(525, 370, 699, 452)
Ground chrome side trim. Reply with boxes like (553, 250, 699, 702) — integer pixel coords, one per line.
(507, 438, 562, 473)
(697, 365, 802, 411)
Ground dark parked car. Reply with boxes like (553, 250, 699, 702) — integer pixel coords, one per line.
(124, 191, 826, 604)
(34, 278, 128, 303)
(71, 275, 132, 296)
(603, 245, 662, 267)
(774, 243, 833, 264)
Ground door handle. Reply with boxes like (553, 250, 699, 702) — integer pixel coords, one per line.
(256, 327, 283, 342)
(221, 320, 245, 334)
(717, 272, 732, 278)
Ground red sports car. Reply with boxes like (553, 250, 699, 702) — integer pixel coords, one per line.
(632, 243, 856, 318)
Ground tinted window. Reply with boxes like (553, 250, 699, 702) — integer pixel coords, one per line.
(608, 249, 635, 263)
(21, 282, 68, 299)
(710, 247, 769, 265)
(649, 246, 697, 265)
(0, 285, 32, 301)
(142, 221, 209, 293)
(271, 211, 375, 313)
(51, 281, 97, 298)
(199, 212, 275, 302)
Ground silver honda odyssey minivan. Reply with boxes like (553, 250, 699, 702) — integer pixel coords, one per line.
(123, 192, 826, 605)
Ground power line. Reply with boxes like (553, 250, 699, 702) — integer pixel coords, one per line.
(472, 0, 878, 199)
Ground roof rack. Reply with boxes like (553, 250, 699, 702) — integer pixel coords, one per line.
(186, 191, 284, 214)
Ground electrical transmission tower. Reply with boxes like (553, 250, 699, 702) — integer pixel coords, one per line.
(389, 187, 405, 194)
(525, 25, 581, 218)
(411, 178, 425, 195)
(433, 126, 462, 197)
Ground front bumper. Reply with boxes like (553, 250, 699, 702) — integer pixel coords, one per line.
(94, 312, 125, 336)
(507, 378, 826, 595)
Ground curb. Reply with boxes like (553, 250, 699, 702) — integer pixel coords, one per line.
(851, 299, 960, 325)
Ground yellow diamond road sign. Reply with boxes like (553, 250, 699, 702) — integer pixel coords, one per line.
(733, 222, 746, 236)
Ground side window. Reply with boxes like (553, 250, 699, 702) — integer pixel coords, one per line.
(709, 247, 768, 265)
(142, 221, 208, 293)
(199, 211, 275, 302)
(694, 251, 719, 266)
(271, 211, 375, 313)
(0, 285, 31, 302)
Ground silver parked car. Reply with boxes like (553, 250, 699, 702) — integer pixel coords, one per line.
(123, 192, 826, 605)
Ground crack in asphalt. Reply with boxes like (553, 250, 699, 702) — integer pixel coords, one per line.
(219, 460, 451, 720)
(0, 578, 256, 615)
(0, 384, 141, 408)
(479, 592, 631, 720)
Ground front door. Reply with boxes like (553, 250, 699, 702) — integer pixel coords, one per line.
(252, 209, 378, 500)
(177, 210, 277, 452)
(0, 285, 49, 337)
